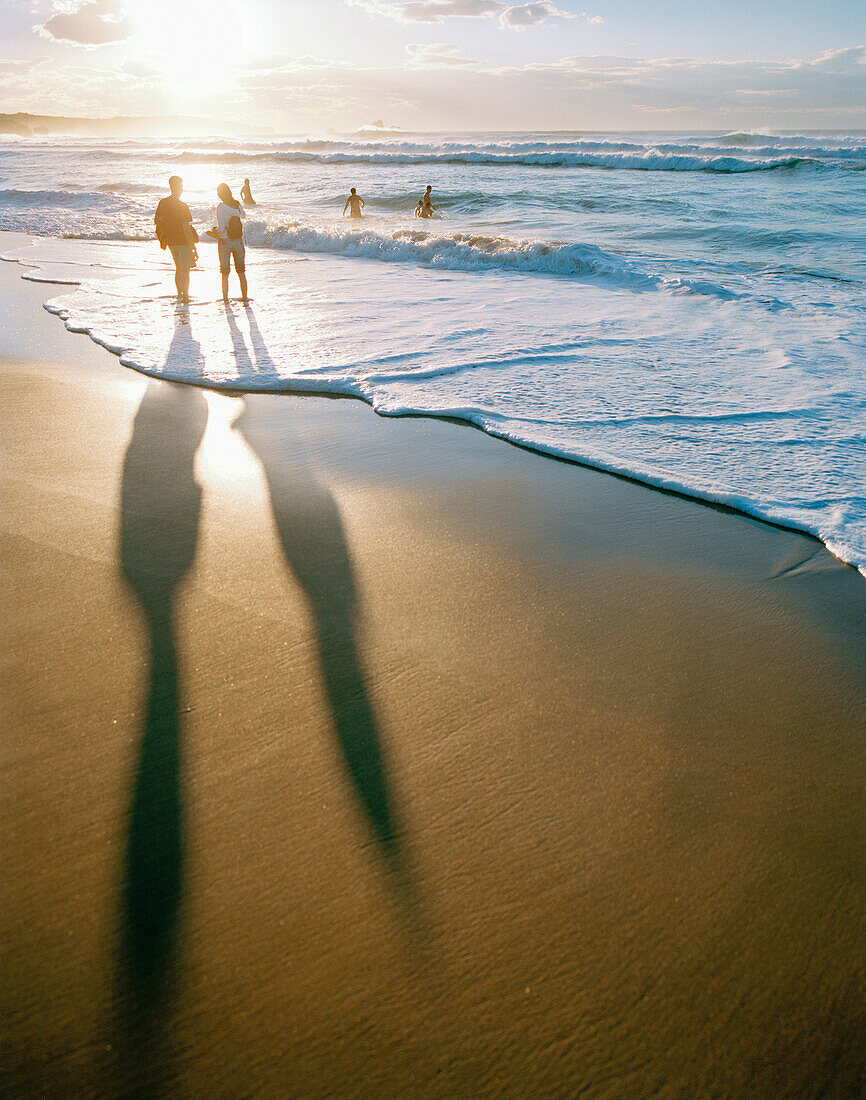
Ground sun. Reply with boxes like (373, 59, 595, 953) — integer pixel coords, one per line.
(126, 0, 254, 104)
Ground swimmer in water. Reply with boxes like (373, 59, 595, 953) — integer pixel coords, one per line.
(240, 178, 256, 206)
(342, 187, 365, 218)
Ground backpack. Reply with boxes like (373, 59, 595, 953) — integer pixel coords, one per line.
(227, 214, 243, 240)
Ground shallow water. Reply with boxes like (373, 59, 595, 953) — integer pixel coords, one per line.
(1, 130, 864, 572)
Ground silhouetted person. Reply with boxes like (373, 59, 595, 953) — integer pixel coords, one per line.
(240, 177, 256, 206)
(215, 182, 248, 304)
(418, 184, 435, 218)
(155, 176, 198, 303)
(342, 187, 365, 218)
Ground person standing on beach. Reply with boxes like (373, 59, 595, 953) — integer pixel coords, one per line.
(342, 187, 365, 218)
(240, 178, 256, 206)
(154, 175, 198, 303)
(215, 182, 248, 304)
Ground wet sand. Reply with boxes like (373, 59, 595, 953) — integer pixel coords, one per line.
(2, 248, 865, 1098)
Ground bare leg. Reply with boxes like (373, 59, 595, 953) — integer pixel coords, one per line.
(221, 272, 229, 302)
(174, 257, 191, 304)
(239, 271, 248, 303)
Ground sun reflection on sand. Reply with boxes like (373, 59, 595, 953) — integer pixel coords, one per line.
(196, 390, 258, 485)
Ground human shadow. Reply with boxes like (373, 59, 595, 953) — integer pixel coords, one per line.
(234, 309, 415, 900)
(224, 302, 258, 379)
(116, 314, 208, 1091)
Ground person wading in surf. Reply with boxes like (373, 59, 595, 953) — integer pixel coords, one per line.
(342, 187, 365, 218)
(418, 184, 435, 218)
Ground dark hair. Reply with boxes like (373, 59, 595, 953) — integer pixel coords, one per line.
(350, 187, 356, 194)
(217, 182, 239, 209)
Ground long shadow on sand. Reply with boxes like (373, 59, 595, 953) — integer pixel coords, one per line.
(228, 306, 414, 892)
(116, 315, 208, 1092)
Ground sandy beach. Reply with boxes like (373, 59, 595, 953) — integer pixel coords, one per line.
(2, 236, 865, 1098)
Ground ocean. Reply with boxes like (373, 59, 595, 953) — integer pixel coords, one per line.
(1, 130, 864, 574)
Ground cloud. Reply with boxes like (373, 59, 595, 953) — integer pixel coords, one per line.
(38, 0, 136, 46)
(120, 57, 161, 79)
(237, 54, 331, 71)
(802, 45, 866, 72)
(349, 0, 504, 22)
(735, 88, 795, 98)
(406, 43, 476, 66)
(225, 46, 866, 129)
(0, 57, 51, 74)
(500, 2, 572, 29)
(2, 46, 864, 130)
(350, 0, 601, 29)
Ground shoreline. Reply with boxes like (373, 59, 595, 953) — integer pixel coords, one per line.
(2, 236, 865, 1097)
(2, 231, 862, 575)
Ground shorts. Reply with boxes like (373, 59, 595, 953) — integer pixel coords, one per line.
(168, 244, 194, 273)
(218, 238, 246, 274)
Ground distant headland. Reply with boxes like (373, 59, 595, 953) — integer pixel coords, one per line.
(0, 113, 272, 138)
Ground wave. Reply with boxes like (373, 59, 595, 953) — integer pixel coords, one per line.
(32, 130, 863, 171)
(97, 181, 163, 194)
(716, 130, 866, 150)
(6, 131, 866, 167)
(58, 230, 152, 241)
(47, 131, 866, 155)
(0, 187, 128, 209)
(164, 148, 821, 172)
(247, 218, 741, 298)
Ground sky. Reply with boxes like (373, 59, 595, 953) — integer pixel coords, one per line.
(1, 0, 865, 131)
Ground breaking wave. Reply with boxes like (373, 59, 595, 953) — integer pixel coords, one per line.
(166, 148, 822, 172)
(0, 187, 127, 209)
(247, 218, 741, 297)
